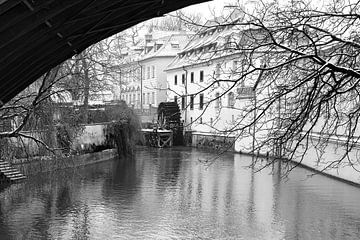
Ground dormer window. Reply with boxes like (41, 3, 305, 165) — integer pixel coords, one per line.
(155, 44, 162, 51)
(171, 43, 179, 48)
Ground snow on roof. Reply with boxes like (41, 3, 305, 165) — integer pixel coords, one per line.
(166, 24, 240, 70)
(140, 33, 192, 60)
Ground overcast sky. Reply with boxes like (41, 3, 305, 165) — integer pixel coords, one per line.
(181, 0, 333, 17)
(181, 0, 231, 18)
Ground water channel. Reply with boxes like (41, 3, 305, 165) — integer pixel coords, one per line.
(0, 147, 360, 239)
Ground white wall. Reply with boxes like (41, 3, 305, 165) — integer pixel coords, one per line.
(73, 124, 107, 150)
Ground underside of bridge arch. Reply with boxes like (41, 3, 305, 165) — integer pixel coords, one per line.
(0, 0, 208, 106)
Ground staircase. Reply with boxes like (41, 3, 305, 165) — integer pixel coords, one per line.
(0, 160, 26, 183)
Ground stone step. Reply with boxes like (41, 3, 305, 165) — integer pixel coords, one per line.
(0, 162, 10, 167)
(4, 172, 23, 178)
(0, 160, 26, 183)
(0, 166, 13, 171)
(10, 176, 26, 181)
(1, 168, 19, 173)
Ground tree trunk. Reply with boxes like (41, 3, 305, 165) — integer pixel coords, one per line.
(80, 53, 90, 124)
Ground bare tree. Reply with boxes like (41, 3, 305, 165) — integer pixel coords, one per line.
(171, 0, 360, 173)
(0, 66, 82, 159)
(57, 34, 130, 123)
(148, 10, 203, 32)
(0, 23, 142, 160)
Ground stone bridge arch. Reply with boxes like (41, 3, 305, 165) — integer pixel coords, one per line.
(0, 0, 207, 106)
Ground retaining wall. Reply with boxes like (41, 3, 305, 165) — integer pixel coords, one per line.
(12, 149, 117, 176)
(191, 131, 360, 186)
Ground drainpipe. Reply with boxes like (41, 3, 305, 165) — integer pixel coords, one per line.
(138, 61, 143, 113)
(182, 66, 188, 128)
(119, 69, 122, 100)
(252, 67, 264, 163)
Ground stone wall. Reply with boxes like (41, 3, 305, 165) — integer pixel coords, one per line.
(72, 123, 108, 152)
(192, 132, 235, 151)
(3, 123, 109, 158)
(12, 149, 117, 176)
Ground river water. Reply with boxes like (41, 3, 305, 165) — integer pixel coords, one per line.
(0, 147, 360, 240)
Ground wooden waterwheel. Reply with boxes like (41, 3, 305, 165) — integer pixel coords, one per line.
(157, 102, 183, 145)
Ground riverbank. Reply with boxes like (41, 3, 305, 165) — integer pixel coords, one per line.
(7, 133, 360, 189)
(12, 149, 117, 176)
(190, 131, 360, 186)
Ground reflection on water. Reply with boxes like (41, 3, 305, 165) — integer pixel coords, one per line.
(1, 147, 360, 239)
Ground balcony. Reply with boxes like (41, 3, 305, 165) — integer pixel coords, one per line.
(236, 86, 254, 99)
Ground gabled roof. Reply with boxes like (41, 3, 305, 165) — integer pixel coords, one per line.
(0, 0, 208, 105)
(166, 24, 238, 70)
(166, 10, 266, 71)
(140, 33, 192, 61)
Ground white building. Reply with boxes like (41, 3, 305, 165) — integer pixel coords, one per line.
(165, 12, 259, 152)
(119, 31, 192, 122)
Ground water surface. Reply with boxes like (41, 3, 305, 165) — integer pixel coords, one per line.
(0, 147, 360, 239)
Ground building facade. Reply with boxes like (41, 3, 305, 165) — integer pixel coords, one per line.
(119, 31, 192, 122)
(165, 15, 257, 151)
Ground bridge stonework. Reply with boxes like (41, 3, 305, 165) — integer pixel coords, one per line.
(0, 0, 208, 105)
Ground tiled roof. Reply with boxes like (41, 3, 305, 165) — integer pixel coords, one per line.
(140, 33, 192, 60)
(164, 9, 260, 71)
(166, 25, 238, 70)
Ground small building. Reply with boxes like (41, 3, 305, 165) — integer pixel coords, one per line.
(118, 31, 192, 123)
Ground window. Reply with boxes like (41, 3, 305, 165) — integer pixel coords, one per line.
(137, 68, 141, 80)
(228, 92, 235, 107)
(190, 72, 194, 83)
(233, 60, 238, 72)
(147, 66, 150, 79)
(142, 93, 145, 105)
(225, 35, 231, 48)
(147, 93, 150, 105)
(190, 117, 193, 123)
(210, 118, 213, 125)
(151, 66, 155, 78)
(174, 75, 178, 85)
(237, 86, 254, 99)
(215, 92, 220, 108)
(181, 95, 186, 110)
(190, 95, 194, 110)
(199, 94, 204, 110)
(174, 96, 178, 104)
(199, 117, 203, 124)
(137, 93, 140, 106)
(171, 43, 179, 48)
(133, 94, 136, 104)
(182, 73, 185, 84)
(152, 92, 155, 104)
(200, 70, 204, 82)
(215, 63, 221, 78)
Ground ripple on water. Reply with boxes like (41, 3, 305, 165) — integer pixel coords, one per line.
(1, 148, 360, 239)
